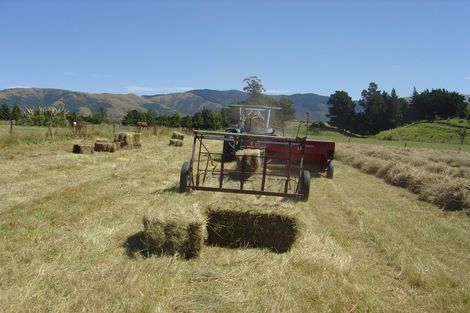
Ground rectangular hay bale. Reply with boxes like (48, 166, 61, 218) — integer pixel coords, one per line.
(142, 206, 206, 259)
(206, 205, 299, 253)
(94, 142, 116, 153)
(72, 144, 93, 154)
(116, 132, 134, 149)
(133, 133, 141, 148)
(169, 138, 183, 147)
(235, 148, 263, 172)
(172, 131, 185, 140)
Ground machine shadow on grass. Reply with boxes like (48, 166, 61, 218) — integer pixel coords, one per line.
(150, 184, 179, 195)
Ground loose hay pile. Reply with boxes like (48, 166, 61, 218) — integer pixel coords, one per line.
(114, 132, 141, 149)
(72, 144, 93, 154)
(336, 143, 470, 211)
(142, 206, 206, 259)
(206, 204, 299, 253)
(169, 139, 183, 146)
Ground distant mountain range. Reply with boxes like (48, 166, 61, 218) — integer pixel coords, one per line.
(2, 87, 467, 122)
(0, 88, 330, 120)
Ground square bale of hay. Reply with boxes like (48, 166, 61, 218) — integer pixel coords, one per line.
(169, 138, 183, 147)
(95, 138, 109, 143)
(172, 131, 185, 140)
(142, 206, 206, 259)
(133, 133, 142, 148)
(94, 142, 116, 153)
(72, 144, 94, 154)
(235, 148, 264, 173)
(114, 133, 135, 149)
(206, 205, 299, 253)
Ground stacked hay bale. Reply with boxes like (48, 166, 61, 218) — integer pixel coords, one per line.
(72, 144, 93, 154)
(206, 203, 299, 253)
(142, 205, 206, 259)
(169, 131, 184, 147)
(94, 139, 116, 153)
(235, 149, 264, 180)
(114, 132, 141, 149)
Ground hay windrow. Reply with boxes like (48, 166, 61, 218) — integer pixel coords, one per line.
(142, 205, 206, 259)
(206, 202, 300, 253)
(336, 143, 470, 211)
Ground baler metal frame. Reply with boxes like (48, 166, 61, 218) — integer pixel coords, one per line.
(179, 130, 311, 201)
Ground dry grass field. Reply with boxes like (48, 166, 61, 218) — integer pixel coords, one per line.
(1, 126, 470, 312)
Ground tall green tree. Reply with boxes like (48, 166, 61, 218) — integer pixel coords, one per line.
(359, 83, 389, 134)
(327, 90, 356, 131)
(181, 115, 193, 128)
(170, 112, 182, 127)
(410, 88, 466, 120)
(146, 109, 158, 126)
(243, 76, 265, 97)
(10, 103, 21, 121)
(0, 104, 10, 120)
(277, 97, 296, 124)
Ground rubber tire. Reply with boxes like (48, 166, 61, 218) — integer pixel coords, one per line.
(327, 161, 334, 179)
(299, 170, 311, 202)
(179, 161, 191, 193)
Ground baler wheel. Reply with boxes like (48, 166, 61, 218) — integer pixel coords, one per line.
(179, 161, 191, 193)
(327, 161, 334, 179)
(299, 170, 311, 201)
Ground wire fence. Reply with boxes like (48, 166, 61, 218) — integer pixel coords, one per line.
(0, 121, 194, 147)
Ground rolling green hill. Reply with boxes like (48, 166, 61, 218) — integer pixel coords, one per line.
(375, 119, 470, 145)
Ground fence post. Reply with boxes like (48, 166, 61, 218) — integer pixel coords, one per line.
(113, 124, 116, 136)
(10, 119, 13, 136)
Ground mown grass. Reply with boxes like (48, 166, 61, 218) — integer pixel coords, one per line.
(1, 125, 470, 312)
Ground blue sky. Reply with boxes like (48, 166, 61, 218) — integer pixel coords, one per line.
(1, 0, 469, 99)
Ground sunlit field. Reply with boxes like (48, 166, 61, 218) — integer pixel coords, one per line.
(1, 124, 470, 312)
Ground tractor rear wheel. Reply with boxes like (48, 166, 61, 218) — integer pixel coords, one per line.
(299, 170, 311, 201)
(179, 161, 191, 193)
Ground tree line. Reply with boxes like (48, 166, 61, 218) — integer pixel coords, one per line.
(328, 83, 469, 135)
(0, 103, 108, 126)
(121, 109, 230, 130)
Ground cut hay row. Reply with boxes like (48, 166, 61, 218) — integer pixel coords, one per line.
(141, 205, 206, 259)
(206, 203, 299, 253)
(351, 144, 470, 178)
(336, 144, 470, 211)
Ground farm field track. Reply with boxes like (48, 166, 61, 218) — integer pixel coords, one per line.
(1, 131, 470, 312)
